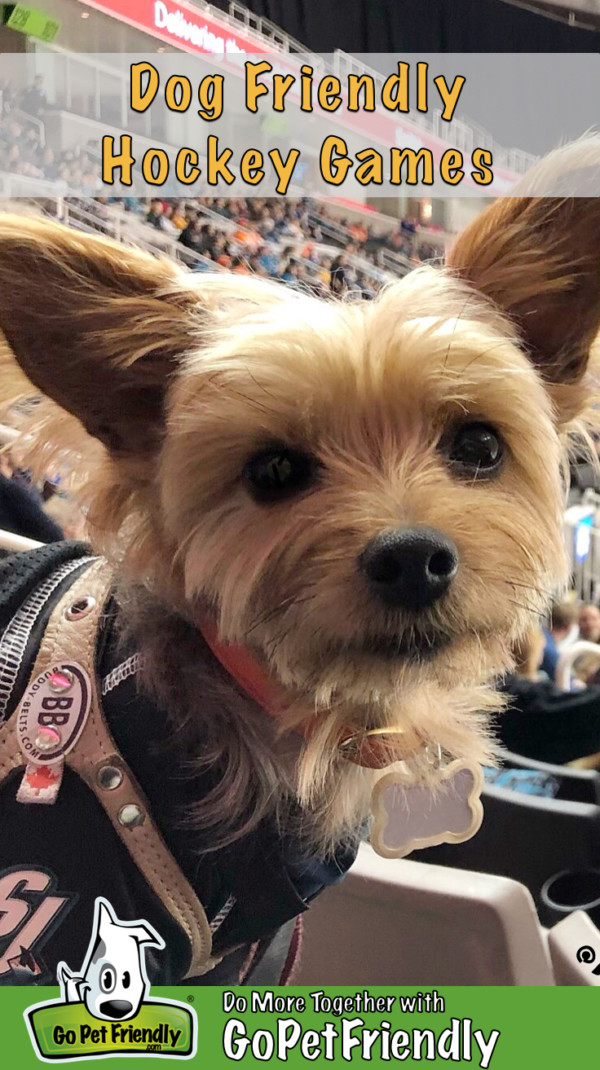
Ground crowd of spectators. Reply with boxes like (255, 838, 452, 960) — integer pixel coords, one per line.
(144, 194, 442, 272)
(81, 192, 444, 298)
(0, 75, 99, 192)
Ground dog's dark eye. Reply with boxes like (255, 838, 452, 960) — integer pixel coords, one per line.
(243, 446, 316, 503)
(445, 422, 504, 477)
(122, 971, 130, 989)
(100, 965, 116, 993)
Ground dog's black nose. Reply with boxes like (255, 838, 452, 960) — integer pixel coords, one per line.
(360, 527, 458, 610)
(99, 1000, 133, 1019)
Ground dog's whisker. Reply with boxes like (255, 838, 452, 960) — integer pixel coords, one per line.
(506, 597, 544, 616)
(245, 593, 314, 637)
(501, 580, 554, 598)
(501, 529, 544, 572)
(470, 570, 554, 599)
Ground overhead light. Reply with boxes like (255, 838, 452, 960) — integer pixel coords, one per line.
(156, 46, 166, 52)
(80, 10, 90, 16)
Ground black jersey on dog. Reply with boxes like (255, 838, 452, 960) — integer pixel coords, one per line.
(0, 543, 355, 986)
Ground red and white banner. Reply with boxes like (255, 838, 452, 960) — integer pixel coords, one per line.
(76, 0, 271, 55)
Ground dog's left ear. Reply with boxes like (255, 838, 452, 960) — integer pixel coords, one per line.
(0, 214, 200, 456)
(447, 196, 600, 388)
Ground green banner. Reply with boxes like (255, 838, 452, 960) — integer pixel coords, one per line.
(26, 998, 195, 1059)
(2, 4, 61, 42)
(0, 985, 597, 1067)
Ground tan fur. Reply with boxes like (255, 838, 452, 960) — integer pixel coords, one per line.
(0, 147, 600, 854)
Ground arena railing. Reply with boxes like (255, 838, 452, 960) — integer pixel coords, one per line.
(47, 198, 226, 274)
(211, 0, 537, 182)
(0, 170, 68, 199)
(378, 248, 419, 277)
(11, 107, 46, 148)
(226, 0, 308, 52)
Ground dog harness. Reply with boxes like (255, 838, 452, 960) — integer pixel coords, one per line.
(0, 545, 355, 986)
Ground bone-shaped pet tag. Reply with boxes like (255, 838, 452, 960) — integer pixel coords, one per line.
(369, 759, 484, 859)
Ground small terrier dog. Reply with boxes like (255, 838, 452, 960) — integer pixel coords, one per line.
(0, 144, 599, 869)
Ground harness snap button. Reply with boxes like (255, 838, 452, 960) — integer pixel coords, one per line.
(65, 597, 96, 621)
(118, 803, 145, 829)
(49, 669, 74, 692)
(34, 726, 61, 751)
(97, 764, 124, 791)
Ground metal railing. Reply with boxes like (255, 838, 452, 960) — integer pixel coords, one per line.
(12, 107, 46, 148)
(0, 170, 69, 198)
(308, 211, 354, 248)
(184, 4, 537, 181)
(46, 198, 225, 273)
(226, 0, 308, 52)
(378, 248, 416, 277)
(308, 211, 440, 275)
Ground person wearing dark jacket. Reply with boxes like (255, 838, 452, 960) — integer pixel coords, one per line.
(0, 473, 63, 543)
(329, 254, 348, 295)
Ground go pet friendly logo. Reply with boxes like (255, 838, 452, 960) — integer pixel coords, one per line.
(24, 898, 197, 1061)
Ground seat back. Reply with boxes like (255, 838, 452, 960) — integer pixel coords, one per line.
(417, 783, 600, 920)
(295, 844, 555, 986)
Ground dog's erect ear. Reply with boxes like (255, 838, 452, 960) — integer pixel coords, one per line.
(127, 923, 165, 950)
(0, 215, 199, 455)
(97, 899, 118, 939)
(447, 196, 600, 385)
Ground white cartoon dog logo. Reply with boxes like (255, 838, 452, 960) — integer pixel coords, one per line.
(56, 898, 164, 1022)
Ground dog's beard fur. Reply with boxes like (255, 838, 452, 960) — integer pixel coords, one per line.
(0, 174, 599, 856)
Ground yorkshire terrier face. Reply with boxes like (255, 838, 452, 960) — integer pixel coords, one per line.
(0, 172, 599, 820)
(159, 268, 564, 714)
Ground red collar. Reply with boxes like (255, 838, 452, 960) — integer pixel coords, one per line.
(199, 620, 423, 770)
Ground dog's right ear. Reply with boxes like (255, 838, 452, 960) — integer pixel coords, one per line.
(447, 195, 600, 391)
(0, 215, 201, 456)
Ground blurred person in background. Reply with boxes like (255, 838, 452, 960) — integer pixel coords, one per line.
(497, 626, 600, 764)
(20, 74, 47, 117)
(578, 603, 600, 642)
(146, 199, 165, 230)
(571, 651, 600, 689)
(330, 253, 348, 295)
(169, 201, 187, 230)
(541, 600, 579, 680)
(178, 217, 203, 253)
(231, 255, 251, 275)
(551, 601, 579, 648)
(280, 260, 299, 284)
(0, 451, 63, 544)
